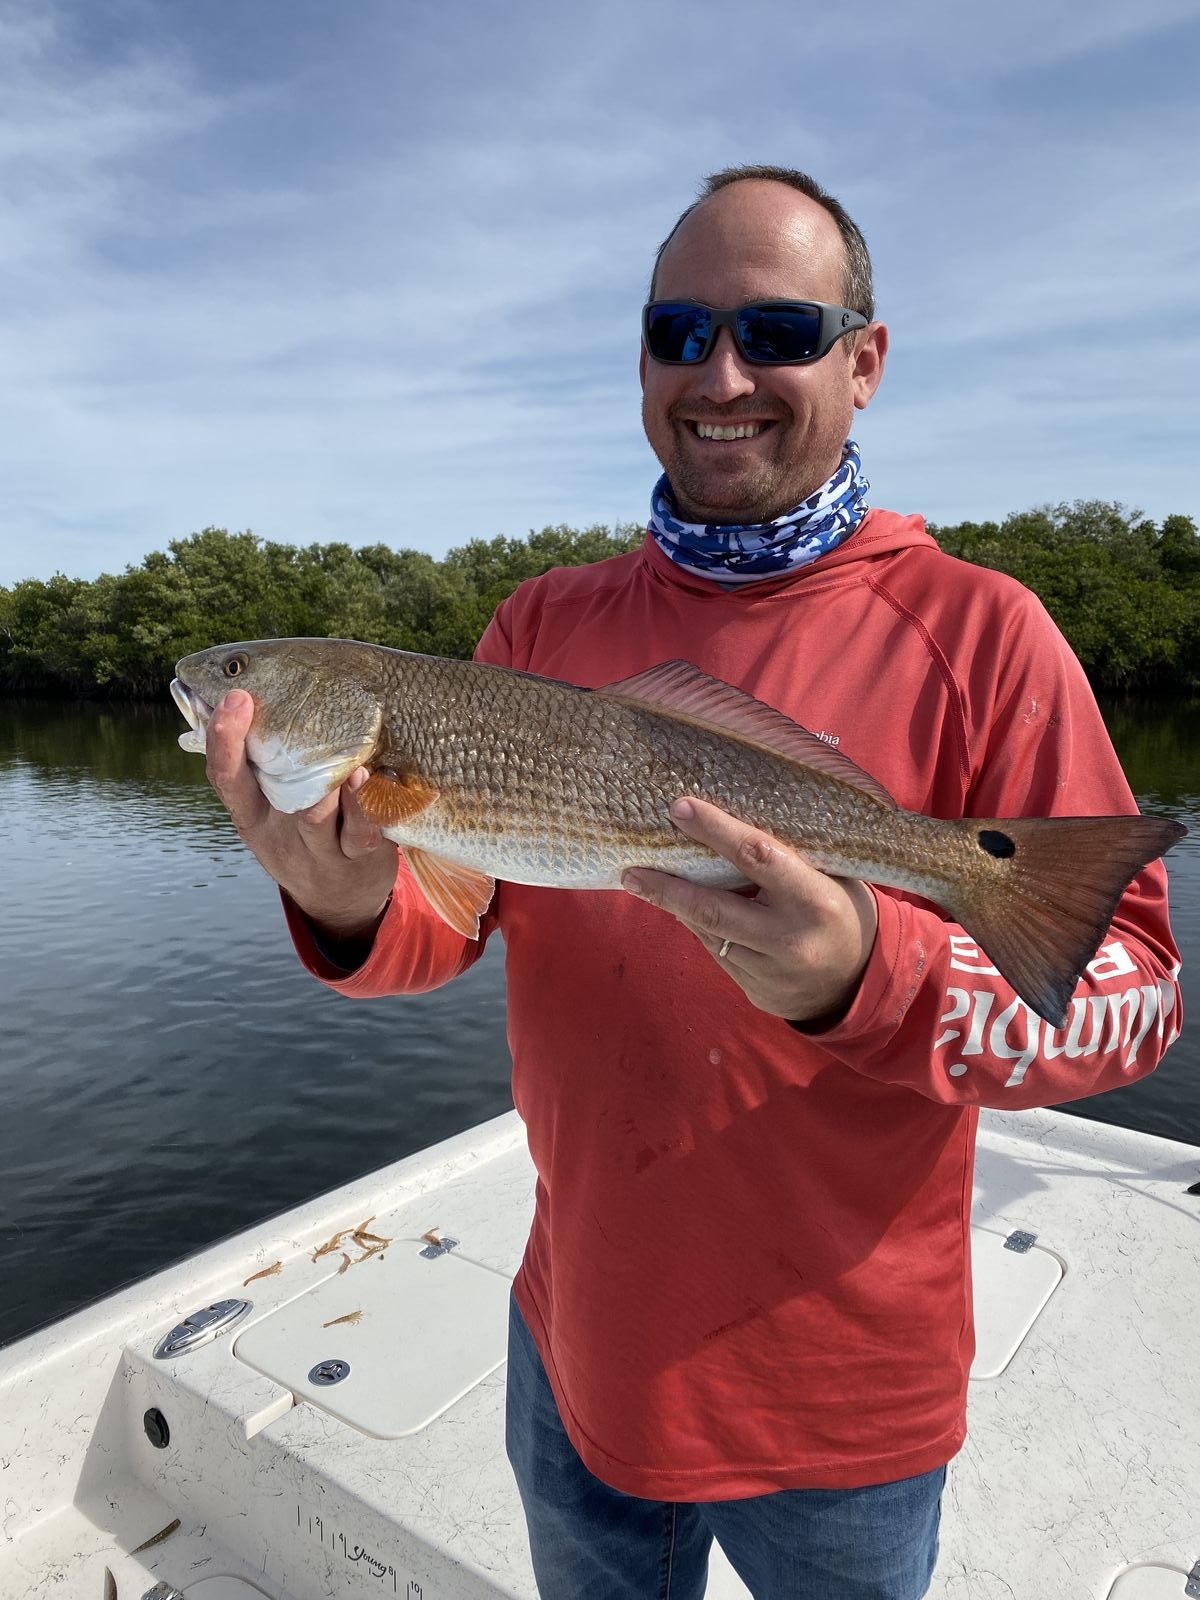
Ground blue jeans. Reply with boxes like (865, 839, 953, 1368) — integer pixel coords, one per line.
(506, 1296, 944, 1600)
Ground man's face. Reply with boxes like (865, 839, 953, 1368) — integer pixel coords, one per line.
(640, 180, 887, 525)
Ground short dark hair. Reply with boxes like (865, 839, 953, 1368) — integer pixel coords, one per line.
(649, 164, 875, 321)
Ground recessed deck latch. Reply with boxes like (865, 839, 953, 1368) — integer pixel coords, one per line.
(309, 1358, 351, 1386)
(154, 1298, 253, 1359)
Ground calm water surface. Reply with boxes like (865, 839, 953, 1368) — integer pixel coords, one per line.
(2, 697, 1198, 1348)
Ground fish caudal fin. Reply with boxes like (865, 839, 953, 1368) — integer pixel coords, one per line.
(949, 814, 1185, 1028)
(403, 847, 495, 940)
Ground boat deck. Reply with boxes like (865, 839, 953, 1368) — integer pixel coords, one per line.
(1, 1106, 1197, 1599)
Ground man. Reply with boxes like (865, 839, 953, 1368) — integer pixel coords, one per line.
(206, 167, 1182, 1599)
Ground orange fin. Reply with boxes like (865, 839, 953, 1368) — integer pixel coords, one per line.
(598, 660, 895, 806)
(358, 769, 439, 826)
(403, 847, 495, 940)
(950, 813, 1186, 1027)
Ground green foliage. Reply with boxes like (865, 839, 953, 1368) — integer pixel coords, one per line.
(930, 501, 1200, 692)
(0, 521, 644, 698)
(3, 504, 1196, 697)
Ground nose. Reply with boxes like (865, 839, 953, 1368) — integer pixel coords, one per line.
(695, 326, 757, 403)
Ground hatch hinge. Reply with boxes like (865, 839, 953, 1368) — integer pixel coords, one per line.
(1004, 1229, 1037, 1254)
(419, 1233, 460, 1259)
(1184, 1558, 1200, 1597)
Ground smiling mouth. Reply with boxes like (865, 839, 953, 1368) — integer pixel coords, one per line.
(688, 420, 774, 441)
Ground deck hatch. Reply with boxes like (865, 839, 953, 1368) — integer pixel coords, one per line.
(969, 1225, 1063, 1379)
(184, 1582, 274, 1598)
(1106, 1565, 1200, 1598)
(232, 1237, 511, 1436)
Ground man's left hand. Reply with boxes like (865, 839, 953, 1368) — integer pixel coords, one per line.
(622, 797, 878, 1025)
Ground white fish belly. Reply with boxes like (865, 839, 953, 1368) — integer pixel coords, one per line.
(379, 809, 746, 891)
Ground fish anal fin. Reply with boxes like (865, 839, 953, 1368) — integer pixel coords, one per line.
(597, 660, 896, 807)
(403, 847, 495, 940)
(358, 769, 439, 826)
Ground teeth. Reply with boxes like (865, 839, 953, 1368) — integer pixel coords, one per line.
(694, 422, 764, 440)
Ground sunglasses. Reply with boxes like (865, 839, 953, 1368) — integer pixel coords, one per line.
(642, 299, 868, 366)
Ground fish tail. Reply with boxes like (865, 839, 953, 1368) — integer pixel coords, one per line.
(948, 814, 1184, 1028)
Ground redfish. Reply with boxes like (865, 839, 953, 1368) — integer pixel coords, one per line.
(171, 638, 1185, 1027)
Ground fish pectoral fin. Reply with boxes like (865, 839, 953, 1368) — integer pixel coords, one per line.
(597, 660, 896, 806)
(403, 848, 495, 940)
(358, 769, 440, 825)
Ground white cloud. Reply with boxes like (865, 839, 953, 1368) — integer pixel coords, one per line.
(0, 0, 1196, 585)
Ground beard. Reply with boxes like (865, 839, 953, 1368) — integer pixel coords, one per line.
(667, 452, 804, 525)
(649, 403, 850, 526)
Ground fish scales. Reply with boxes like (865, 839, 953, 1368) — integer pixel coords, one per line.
(171, 637, 1186, 1026)
(373, 654, 896, 888)
(389, 653, 1018, 907)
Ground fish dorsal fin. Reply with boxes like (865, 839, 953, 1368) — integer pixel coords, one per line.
(358, 769, 440, 826)
(402, 847, 495, 940)
(597, 660, 896, 807)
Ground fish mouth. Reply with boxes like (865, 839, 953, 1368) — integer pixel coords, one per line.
(171, 678, 214, 753)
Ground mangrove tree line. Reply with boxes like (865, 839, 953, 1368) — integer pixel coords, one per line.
(1, 501, 1197, 698)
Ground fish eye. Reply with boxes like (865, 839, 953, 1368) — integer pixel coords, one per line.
(223, 654, 249, 678)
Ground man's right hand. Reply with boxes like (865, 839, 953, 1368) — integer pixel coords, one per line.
(205, 687, 399, 943)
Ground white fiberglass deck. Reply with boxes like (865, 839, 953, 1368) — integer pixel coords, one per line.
(1, 1106, 1197, 1599)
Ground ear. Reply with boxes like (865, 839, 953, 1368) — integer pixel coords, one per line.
(639, 341, 648, 391)
(851, 321, 888, 410)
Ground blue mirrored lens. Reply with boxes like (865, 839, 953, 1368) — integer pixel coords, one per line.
(646, 304, 712, 363)
(736, 304, 821, 362)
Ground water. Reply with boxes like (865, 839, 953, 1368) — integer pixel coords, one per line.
(1, 698, 1197, 1350)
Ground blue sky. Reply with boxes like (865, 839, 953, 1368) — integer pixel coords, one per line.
(2, 0, 1197, 586)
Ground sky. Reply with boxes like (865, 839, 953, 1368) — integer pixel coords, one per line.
(1, 0, 1197, 586)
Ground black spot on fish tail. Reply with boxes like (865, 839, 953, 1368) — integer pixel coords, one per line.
(952, 812, 1183, 1025)
(978, 828, 1016, 858)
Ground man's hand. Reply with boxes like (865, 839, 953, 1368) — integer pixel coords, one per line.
(622, 797, 878, 1025)
(205, 688, 398, 942)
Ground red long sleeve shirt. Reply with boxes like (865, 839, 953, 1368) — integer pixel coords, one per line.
(287, 512, 1181, 1497)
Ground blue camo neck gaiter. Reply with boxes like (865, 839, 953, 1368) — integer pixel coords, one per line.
(648, 438, 869, 585)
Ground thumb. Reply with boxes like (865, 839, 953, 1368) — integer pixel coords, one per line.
(206, 687, 267, 828)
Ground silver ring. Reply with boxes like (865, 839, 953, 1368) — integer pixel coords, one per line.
(717, 938, 733, 960)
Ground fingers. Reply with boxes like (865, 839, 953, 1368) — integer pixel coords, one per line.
(200, 693, 395, 938)
(338, 769, 391, 860)
(623, 860, 765, 954)
(621, 797, 879, 1021)
(205, 691, 383, 870)
(205, 689, 268, 832)
(666, 796, 803, 893)
(622, 796, 819, 953)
